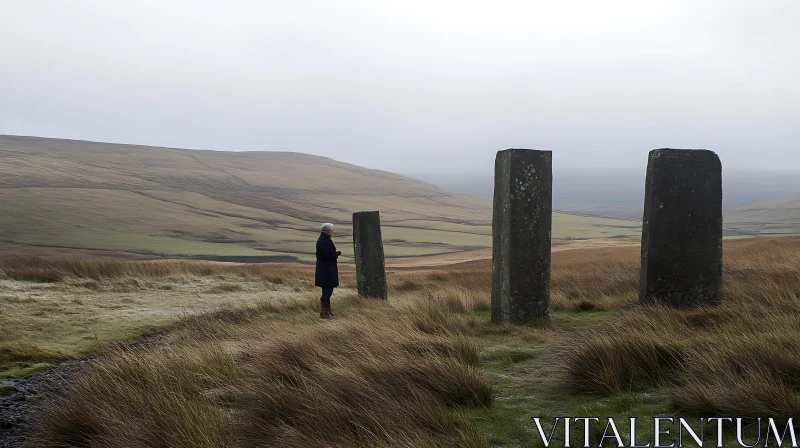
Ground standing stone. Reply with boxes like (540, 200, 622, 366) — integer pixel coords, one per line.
(640, 148, 723, 307)
(491, 149, 553, 323)
(352, 211, 388, 299)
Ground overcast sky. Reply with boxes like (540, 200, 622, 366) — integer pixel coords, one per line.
(1, 0, 798, 173)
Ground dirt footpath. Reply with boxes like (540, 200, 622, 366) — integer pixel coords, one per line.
(0, 360, 87, 447)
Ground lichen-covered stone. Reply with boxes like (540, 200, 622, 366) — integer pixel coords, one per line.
(352, 211, 388, 299)
(640, 148, 723, 307)
(491, 149, 552, 323)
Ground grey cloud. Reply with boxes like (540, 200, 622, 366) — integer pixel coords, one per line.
(1, 0, 798, 174)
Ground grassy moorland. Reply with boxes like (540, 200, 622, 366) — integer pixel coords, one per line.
(0, 259, 329, 377)
(0, 237, 798, 446)
(0, 135, 642, 262)
(3, 135, 798, 263)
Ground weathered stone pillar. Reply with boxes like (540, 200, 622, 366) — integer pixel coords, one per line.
(491, 149, 552, 323)
(352, 210, 388, 299)
(640, 148, 723, 307)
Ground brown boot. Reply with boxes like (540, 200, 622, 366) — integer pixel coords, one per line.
(320, 304, 331, 319)
(328, 304, 334, 317)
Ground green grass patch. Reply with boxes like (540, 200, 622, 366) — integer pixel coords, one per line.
(468, 309, 678, 447)
(0, 383, 17, 396)
(2, 362, 56, 378)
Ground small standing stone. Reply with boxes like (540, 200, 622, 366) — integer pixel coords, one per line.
(352, 211, 388, 299)
(640, 148, 723, 307)
(491, 149, 553, 323)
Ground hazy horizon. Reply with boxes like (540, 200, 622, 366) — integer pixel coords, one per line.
(407, 167, 800, 219)
(2, 0, 799, 175)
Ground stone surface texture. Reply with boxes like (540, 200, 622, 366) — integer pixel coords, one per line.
(352, 211, 388, 299)
(491, 149, 553, 323)
(640, 148, 723, 307)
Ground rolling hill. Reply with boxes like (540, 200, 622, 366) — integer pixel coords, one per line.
(0, 135, 641, 262)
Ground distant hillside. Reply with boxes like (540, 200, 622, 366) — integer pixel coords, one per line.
(0, 136, 641, 261)
(725, 195, 800, 237)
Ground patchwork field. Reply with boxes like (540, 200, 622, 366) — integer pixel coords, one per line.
(724, 195, 800, 237)
(1, 237, 797, 446)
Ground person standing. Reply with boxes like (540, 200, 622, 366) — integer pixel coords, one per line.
(315, 222, 341, 319)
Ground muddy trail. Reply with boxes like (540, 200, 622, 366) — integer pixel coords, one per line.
(0, 360, 87, 447)
(0, 332, 167, 447)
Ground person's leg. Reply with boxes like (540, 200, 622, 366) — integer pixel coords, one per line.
(321, 287, 333, 305)
(320, 287, 333, 318)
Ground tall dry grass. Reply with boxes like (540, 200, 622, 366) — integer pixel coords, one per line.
(1, 248, 639, 312)
(12, 237, 800, 445)
(36, 298, 491, 447)
(387, 246, 641, 313)
(389, 268, 492, 314)
(563, 238, 800, 422)
(0, 256, 319, 284)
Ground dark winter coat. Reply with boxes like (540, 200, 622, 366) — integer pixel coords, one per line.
(315, 232, 340, 287)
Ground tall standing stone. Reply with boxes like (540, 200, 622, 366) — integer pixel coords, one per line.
(491, 149, 553, 323)
(640, 148, 723, 307)
(352, 210, 388, 299)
